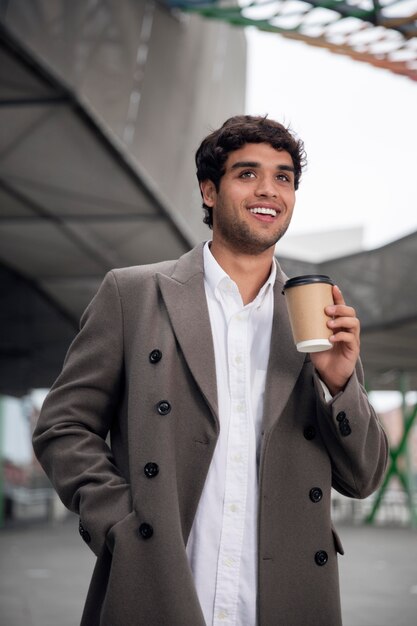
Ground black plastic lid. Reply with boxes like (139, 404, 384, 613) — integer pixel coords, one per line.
(283, 274, 334, 290)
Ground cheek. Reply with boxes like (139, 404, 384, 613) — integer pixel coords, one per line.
(285, 192, 296, 210)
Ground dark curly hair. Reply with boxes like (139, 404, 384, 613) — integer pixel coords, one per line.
(195, 115, 307, 228)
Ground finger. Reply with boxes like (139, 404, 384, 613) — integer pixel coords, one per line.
(326, 304, 357, 318)
(329, 321, 361, 348)
(327, 315, 359, 330)
(332, 285, 345, 306)
(329, 331, 360, 347)
(325, 304, 357, 319)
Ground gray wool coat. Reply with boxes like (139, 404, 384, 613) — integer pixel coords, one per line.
(33, 243, 388, 626)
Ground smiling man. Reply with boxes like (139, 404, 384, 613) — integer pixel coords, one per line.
(33, 115, 388, 626)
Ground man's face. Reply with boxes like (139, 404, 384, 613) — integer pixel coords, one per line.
(201, 142, 296, 256)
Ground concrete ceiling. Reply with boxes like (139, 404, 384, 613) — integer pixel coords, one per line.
(0, 23, 191, 395)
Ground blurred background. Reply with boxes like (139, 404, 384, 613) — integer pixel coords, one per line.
(0, 1, 416, 625)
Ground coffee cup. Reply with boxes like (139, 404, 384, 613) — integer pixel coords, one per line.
(282, 275, 335, 353)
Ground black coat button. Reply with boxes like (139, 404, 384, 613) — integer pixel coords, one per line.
(309, 487, 323, 503)
(315, 550, 328, 566)
(149, 349, 162, 364)
(339, 420, 352, 437)
(139, 522, 153, 539)
(336, 411, 346, 422)
(144, 462, 159, 478)
(304, 425, 316, 440)
(157, 401, 171, 415)
(79, 520, 91, 544)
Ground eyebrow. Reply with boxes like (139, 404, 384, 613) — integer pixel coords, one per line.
(230, 160, 295, 173)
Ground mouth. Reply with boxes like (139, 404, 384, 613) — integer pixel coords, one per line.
(249, 207, 277, 217)
(247, 206, 281, 222)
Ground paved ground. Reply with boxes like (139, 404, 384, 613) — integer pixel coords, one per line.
(1, 516, 416, 626)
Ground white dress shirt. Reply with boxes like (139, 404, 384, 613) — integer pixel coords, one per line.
(186, 242, 276, 626)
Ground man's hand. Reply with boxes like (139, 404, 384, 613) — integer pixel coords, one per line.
(311, 285, 360, 396)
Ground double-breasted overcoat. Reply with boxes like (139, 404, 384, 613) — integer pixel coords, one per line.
(33, 243, 388, 626)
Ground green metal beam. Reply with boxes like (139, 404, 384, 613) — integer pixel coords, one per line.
(366, 392, 417, 526)
(175, 0, 417, 82)
(179, 0, 405, 35)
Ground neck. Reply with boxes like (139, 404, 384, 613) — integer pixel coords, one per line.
(209, 241, 275, 305)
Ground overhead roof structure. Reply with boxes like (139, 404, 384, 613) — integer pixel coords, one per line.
(170, 0, 417, 82)
(0, 22, 191, 395)
(0, 17, 416, 396)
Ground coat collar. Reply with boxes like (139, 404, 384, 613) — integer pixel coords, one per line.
(156, 243, 305, 434)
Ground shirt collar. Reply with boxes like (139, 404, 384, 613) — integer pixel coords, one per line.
(203, 241, 230, 295)
(203, 241, 276, 306)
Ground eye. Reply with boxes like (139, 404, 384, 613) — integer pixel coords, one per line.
(239, 170, 255, 179)
(277, 173, 290, 182)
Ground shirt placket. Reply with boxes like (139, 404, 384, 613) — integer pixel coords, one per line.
(213, 294, 250, 625)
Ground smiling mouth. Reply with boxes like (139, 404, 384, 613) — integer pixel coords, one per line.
(248, 207, 278, 217)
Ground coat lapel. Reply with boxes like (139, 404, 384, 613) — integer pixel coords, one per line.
(262, 264, 306, 434)
(156, 244, 219, 427)
(157, 247, 305, 434)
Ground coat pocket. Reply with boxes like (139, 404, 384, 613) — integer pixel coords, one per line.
(331, 526, 344, 555)
(105, 510, 135, 554)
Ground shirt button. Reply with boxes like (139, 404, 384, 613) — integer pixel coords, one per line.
(217, 609, 228, 619)
(229, 504, 239, 513)
(336, 411, 347, 422)
(234, 355, 243, 365)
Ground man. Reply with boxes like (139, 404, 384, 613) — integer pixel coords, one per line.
(33, 115, 388, 626)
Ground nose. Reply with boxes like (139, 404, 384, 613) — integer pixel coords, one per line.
(254, 175, 277, 198)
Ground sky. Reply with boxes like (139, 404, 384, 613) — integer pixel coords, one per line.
(245, 27, 417, 251)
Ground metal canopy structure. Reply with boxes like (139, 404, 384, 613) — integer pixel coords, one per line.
(171, 0, 417, 82)
(0, 22, 192, 395)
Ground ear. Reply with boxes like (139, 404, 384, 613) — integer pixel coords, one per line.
(200, 180, 217, 207)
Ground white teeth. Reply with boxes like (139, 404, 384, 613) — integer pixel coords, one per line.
(249, 207, 277, 217)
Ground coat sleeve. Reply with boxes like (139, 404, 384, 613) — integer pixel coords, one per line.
(313, 361, 389, 499)
(32, 271, 132, 556)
